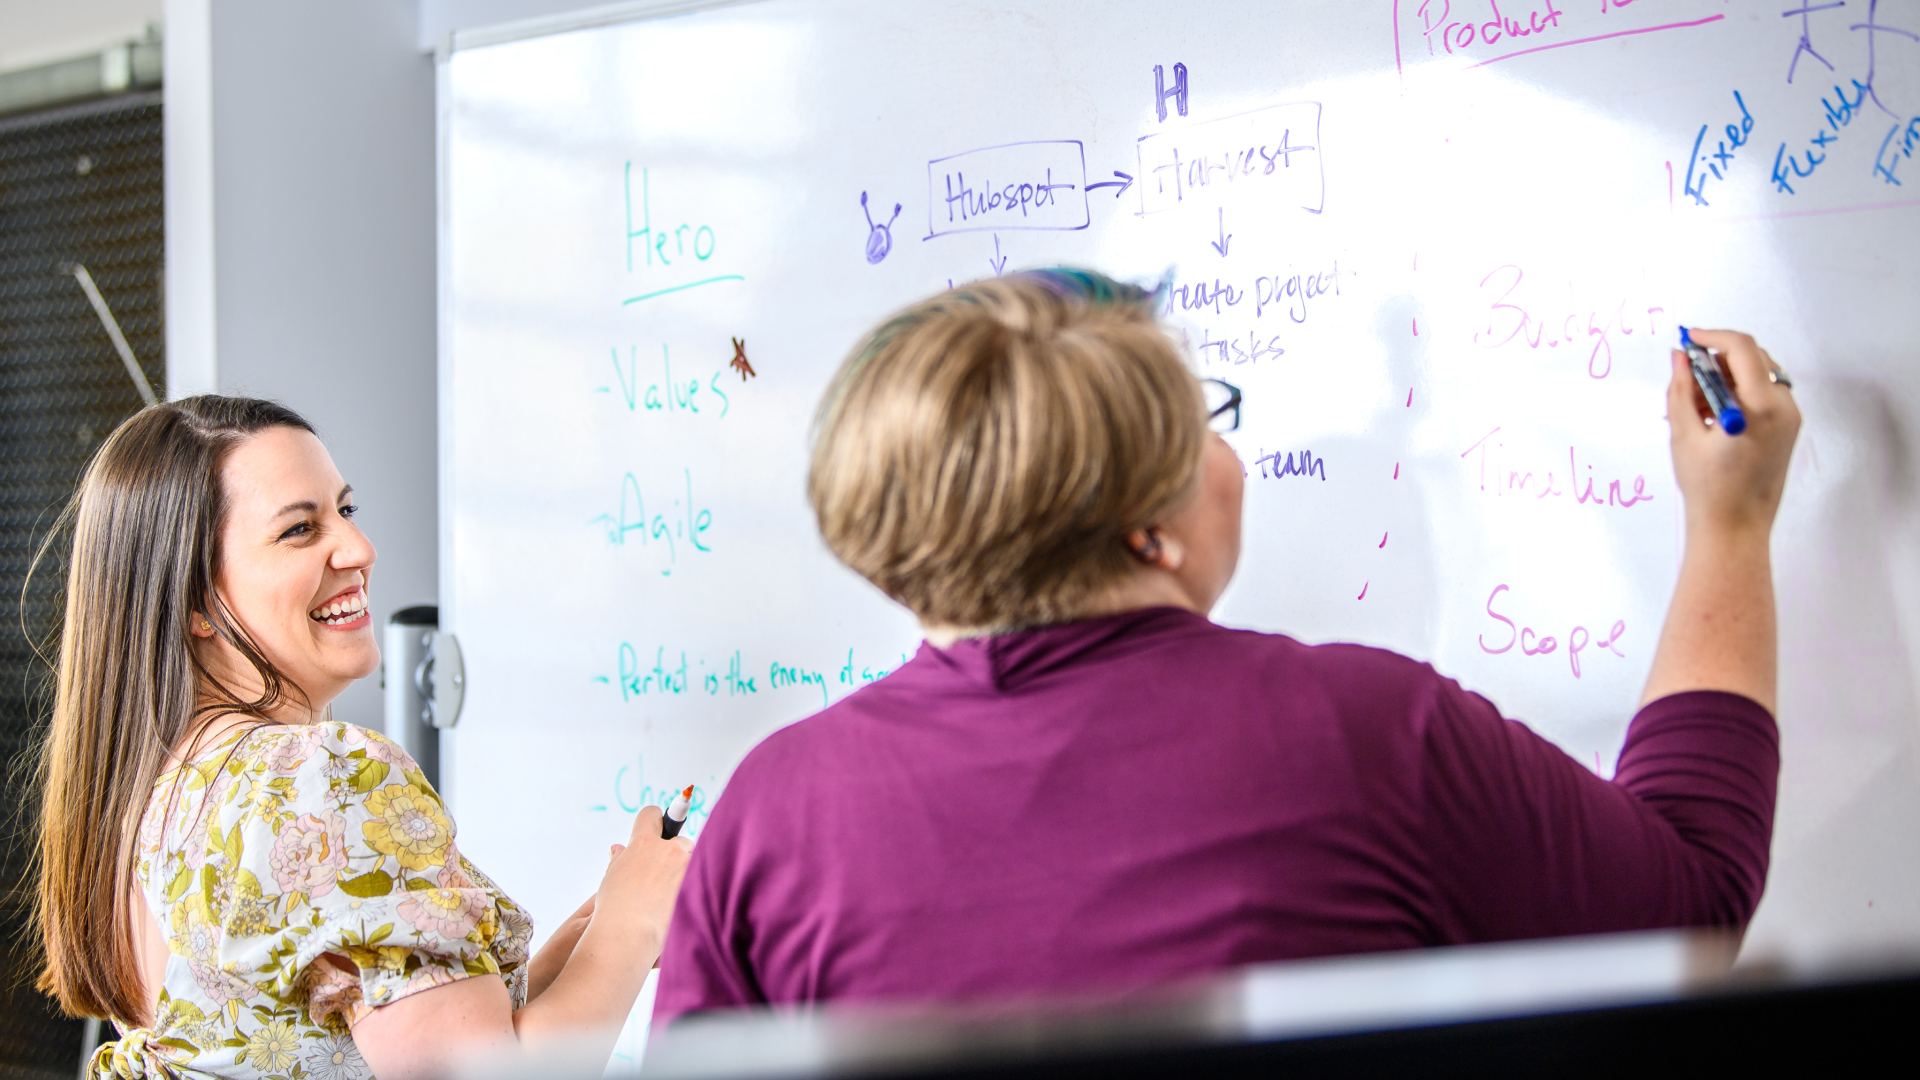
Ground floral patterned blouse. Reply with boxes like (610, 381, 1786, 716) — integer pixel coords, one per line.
(94, 722, 532, 1079)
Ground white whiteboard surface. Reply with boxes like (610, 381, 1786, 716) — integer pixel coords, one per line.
(440, 0, 1920, 1055)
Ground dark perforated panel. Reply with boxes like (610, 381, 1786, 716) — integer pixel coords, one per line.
(0, 89, 164, 1079)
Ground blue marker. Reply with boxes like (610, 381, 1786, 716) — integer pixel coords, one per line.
(1680, 328, 1744, 435)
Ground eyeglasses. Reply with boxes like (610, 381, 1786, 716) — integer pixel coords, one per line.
(1202, 378, 1242, 433)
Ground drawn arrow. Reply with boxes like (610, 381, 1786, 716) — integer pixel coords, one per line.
(1084, 170, 1135, 197)
(989, 235, 1008, 276)
(1210, 208, 1232, 257)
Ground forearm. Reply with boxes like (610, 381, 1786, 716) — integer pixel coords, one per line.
(509, 912, 660, 1048)
(1642, 522, 1777, 713)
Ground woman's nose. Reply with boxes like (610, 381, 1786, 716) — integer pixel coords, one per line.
(332, 521, 378, 571)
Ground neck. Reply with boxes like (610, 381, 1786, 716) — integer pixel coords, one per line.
(920, 568, 1200, 647)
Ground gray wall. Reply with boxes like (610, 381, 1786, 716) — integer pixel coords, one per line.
(169, 0, 438, 728)
(164, 0, 629, 728)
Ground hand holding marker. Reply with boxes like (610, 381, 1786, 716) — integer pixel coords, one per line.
(662, 785, 694, 839)
(1680, 327, 1746, 435)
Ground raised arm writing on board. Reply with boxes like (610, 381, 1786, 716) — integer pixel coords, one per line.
(1642, 330, 1800, 714)
(348, 806, 693, 1079)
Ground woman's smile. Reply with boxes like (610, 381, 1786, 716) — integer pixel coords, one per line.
(309, 586, 370, 629)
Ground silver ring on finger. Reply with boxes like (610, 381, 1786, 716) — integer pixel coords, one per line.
(1768, 365, 1793, 390)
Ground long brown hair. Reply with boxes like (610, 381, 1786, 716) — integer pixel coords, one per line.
(30, 395, 316, 1024)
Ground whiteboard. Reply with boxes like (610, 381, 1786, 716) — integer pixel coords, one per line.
(439, 0, 1920, 1042)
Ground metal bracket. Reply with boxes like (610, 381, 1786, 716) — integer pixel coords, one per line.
(424, 631, 465, 729)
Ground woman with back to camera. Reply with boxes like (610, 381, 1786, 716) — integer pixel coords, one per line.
(655, 269, 1798, 1020)
(33, 396, 690, 1079)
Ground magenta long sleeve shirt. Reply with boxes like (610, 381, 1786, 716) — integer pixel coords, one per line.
(654, 608, 1777, 1024)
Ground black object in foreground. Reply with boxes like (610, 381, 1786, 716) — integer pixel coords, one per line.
(662, 785, 693, 839)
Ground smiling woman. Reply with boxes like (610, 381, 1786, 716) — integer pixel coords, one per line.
(30, 396, 691, 1080)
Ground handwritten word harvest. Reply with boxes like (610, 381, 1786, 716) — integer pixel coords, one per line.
(1478, 584, 1626, 679)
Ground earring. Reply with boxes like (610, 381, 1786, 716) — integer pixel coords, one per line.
(200, 620, 212, 632)
(1129, 528, 1164, 564)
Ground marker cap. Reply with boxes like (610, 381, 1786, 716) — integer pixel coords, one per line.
(1718, 406, 1746, 435)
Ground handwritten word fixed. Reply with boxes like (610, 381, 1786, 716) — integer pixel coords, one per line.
(589, 469, 714, 574)
(1460, 429, 1655, 510)
(597, 344, 732, 417)
(1254, 448, 1327, 481)
(926, 141, 1090, 237)
(1471, 264, 1666, 380)
(1682, 90, 1755, 207)
(1772, 79, 1870, 194)
(1477, 583, 1626, 679)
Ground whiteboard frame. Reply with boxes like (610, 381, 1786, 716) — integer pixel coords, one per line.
(442, 0, 769, 53)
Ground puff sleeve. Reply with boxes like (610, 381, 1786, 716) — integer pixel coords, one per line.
(180, 722, 532, 1030)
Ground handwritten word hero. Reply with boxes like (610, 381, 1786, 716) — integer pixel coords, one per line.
(623, 164, 742, 305)
(926, 141, 1090, 237)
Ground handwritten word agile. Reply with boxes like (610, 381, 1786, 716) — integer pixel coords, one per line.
(589, 469, 714, 574)
(1137, 101, 1324, 216)
(1460, 428, 1655, 509)
(926, 141, 1090, 237)
(598, 345, 732, 417)
(1477, 583, 1626, 679)
(1255, 261, 1341, 322)
(1873, 116, 1920, 185)
(1772, 79, 1870, 193)
(1471, 264, 1665, 379)
(1255, 448, 1327, 481)
(769, 660, 831, 708)
(1682, 91, 1756, 207)
(1414, 0, 1566, 58)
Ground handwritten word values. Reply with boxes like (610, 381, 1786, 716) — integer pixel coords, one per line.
(597, 345, 733, 417)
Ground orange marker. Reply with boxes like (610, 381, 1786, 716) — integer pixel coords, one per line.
(661, 785, 695, 839)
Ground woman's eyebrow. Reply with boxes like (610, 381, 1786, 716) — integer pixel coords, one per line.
(272, 500, 319, 519)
